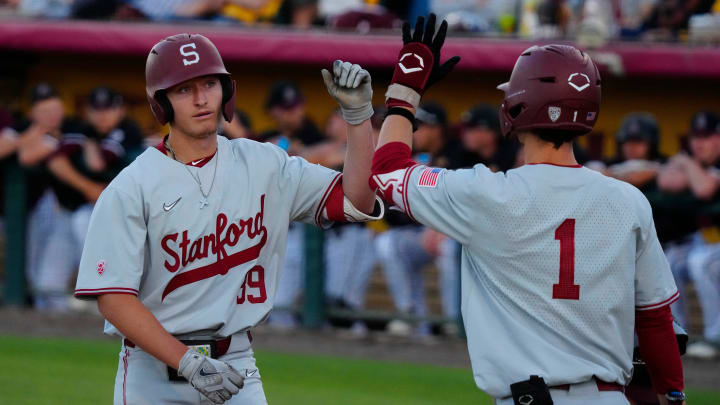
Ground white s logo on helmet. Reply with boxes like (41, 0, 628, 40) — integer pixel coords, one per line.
(180, 43, 200, 66)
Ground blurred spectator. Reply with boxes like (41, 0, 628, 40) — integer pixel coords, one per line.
(35, 87, 134, 312)
(642, 0, 715, 39)
(322, 0, 401, 32)
(617, 0, 659, 39)
(220, 109, 254, 140)
(263, 80, 325, 152)
(430, 0, 519, 33)
(301, 109, 377, 334)
(71, 0, 123, 19)
(2, 84, 70, 309)
(219, 0, 283, 24)
(273, 0, 318, 27)
(376, 103, 461, 337)
(605, 112, 664, 190)
(575, 0, 617, 46)
(660, 111, 720, 359)
(266, 80, 325, 329)
(519, 0, 571, 38)
(122, 0, 221, 21)
(81, 86, 145, 164)
(457, 104, 520, 171)
(13, 0, 74, 18)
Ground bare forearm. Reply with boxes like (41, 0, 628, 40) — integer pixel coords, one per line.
(377, 112, 414, 150)
(0, 133, 18, 159)
(48, 156, 99, 193)
(98, 294, 188, 369)
(684, 162, 719, 199)
(342, 120, 375, 213)
(18, 143, 55, 166)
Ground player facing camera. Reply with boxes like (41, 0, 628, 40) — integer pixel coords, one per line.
(146, 34, 236, 139)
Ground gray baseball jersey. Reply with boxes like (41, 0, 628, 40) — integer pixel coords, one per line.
(372, 162, 678, 398)
(75, 135, 353, 337)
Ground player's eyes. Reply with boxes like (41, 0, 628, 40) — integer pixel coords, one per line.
(206, 80, 218, 88)
(178, 87, 190, 94)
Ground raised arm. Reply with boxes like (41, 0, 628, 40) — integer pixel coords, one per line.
(321, 60, 377, 213)
(376, 14, 459, 151)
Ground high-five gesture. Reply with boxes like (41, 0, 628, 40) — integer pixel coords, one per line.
(386, 14, 461, 109)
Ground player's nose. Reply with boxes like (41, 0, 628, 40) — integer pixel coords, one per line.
(193, 83, 208, 106)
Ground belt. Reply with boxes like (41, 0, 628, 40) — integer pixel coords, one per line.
(123, 331, 252, 357)
(551, 378, 625, 393)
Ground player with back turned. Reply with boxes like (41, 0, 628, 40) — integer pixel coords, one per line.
(74, 34, 382, 404)
(368, 14, 685, 405)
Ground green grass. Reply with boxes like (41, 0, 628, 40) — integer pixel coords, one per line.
(0, 335, 717, 404)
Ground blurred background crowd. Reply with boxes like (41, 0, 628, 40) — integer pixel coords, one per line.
(1, 0, 720, 43)
(1, 0, 720, 366)
(3, 78, 720, 358)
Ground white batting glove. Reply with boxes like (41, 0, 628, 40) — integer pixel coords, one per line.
(321, 60, 374, 125)
(177, 349, 244, 404)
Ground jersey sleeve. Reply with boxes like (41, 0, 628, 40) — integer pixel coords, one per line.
(265, 143, 342, 228)
(404, 165, 502, 245)
(633, 190, 679, 310)
(74, 185, 146, 299)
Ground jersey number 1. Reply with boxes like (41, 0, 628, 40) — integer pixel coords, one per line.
(552, 219, 580, 300)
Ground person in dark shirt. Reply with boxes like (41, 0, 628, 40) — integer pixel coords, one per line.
(81, 86, 145, 165)
(263, 80, 325, 151)
(35, 88, 135, 312)
(263, 81, 326, 329)
(376, 103, 461, 337)
(457, 104, 520, 172)
(1, 84, 75, 309)
(659, 111, 720, 360)
(602, 113, 665, 191)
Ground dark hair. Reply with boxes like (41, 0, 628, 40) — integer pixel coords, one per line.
(533, 129, 582, 149)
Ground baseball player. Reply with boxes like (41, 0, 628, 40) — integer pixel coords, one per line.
(368, 14, 685, 405)
(74, 34, 381, 404)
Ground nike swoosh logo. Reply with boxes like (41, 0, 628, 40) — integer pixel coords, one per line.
(246, 369, 258, 377)
(163, 197, 182, 212)
(191, 159, 203, 165)
(198, 368, 218, 377)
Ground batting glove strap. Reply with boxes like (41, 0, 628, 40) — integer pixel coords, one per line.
(178, 349, 244, 404)
(341, 103, 374, 126)
(385, 84, 422, 109)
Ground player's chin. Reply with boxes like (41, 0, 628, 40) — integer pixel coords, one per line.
(190, 121, 219, 138)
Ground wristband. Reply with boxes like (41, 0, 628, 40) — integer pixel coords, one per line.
(385, 107, 418, 132)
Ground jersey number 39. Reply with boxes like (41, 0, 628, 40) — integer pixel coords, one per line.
(236, 265, 267, 304)
(552, 219, 580, 300)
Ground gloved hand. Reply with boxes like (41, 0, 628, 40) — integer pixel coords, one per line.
(177, 348, 244, 404)
(386, 13, 461, 108)
(321, 60, 374, 125)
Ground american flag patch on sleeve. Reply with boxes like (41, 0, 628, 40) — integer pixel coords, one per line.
(418, 167, 443, 188)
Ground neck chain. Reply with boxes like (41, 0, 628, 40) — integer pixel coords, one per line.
(165, 138, 218, 209)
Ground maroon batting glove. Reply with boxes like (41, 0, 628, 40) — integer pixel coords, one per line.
(386, 14, 461, 109)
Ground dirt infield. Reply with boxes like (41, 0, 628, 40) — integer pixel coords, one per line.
(1, 307, 717, 390)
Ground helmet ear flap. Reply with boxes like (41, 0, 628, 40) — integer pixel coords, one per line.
(221, 77, 236, 123)
(154, 91, 174, 125)
(148, 92, 171, 125)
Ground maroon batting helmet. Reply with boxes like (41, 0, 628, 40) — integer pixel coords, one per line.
(497, 44, 601, 138)
(145, 33, 236, 125)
